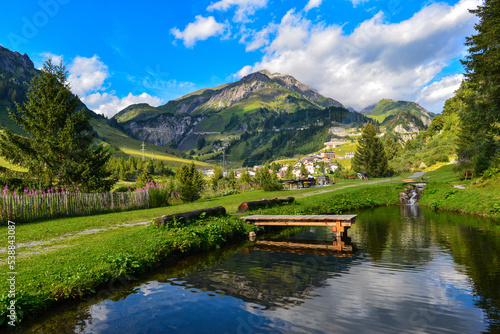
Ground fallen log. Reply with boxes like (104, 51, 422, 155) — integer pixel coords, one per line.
(153, 206, 226, 227)
(237, 197, 295, 213)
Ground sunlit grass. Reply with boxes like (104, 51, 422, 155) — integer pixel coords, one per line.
(0, 155, 27, 172)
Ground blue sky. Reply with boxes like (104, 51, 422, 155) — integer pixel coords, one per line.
(0, 0, 480, 116)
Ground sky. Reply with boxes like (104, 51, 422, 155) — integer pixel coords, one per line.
(0, 0, 481, 117)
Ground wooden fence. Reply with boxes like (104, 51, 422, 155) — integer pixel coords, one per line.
(0, 191, 150, 224)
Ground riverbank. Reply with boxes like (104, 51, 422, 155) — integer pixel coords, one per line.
(0, 179, 401, 326)
(418, 165, 500, 220)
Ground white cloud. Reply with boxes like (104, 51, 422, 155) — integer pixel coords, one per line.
(171, 16, 228, 48)
(304, 0, 322, 12)
(244, 23, 278, 51)
(207, 0, 268, 22)
(67, 55, 108, 96)
(348, 0, 369, 7)
(82, 92, 162, 118)
(62, 55, 164, 118)
(418, 74, 464, 111)
(240, 0, 479, 113)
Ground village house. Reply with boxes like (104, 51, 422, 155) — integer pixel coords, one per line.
(345, 152, 355, 159)
(321, 151, 336, 159)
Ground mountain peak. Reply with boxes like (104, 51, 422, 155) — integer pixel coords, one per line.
(0, 45, 36, 84)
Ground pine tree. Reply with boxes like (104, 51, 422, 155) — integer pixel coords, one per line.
(284, 165, 294, 180)
(240, 167, 252, 184)
(176, 162, 204, 202)
(458, 0, 500, 174)
(299, 163, 307, 178)
(352, 123, 388, 177)
(211, 166, 224, 190)
(255, 162, 282, 191)
(383, 135, 402, 161)
(0, 59, 113, 191)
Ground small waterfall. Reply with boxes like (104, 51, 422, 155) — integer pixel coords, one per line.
(407, 190, 418, 205)
(399, 185, 423, 205)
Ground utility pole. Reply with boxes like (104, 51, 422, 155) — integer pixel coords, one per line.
(141, 142, 145, 161)
(223, 149, 226, 170)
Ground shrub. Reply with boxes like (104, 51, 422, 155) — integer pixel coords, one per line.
(436, 154, 449, 163)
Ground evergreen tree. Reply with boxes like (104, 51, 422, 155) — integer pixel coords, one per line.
(299, 163, 308, 177)
(211, 166, 224, 190)
(383, 135, 402, 161)
(0, 59, 113, 191)
(226, 169, 237, 187)
(255, 163, 282, 191)
(176, 162, 204, 202)
(352, 123, 388, 177)
(136, 164, 153, 189)
(284, 165, 294, 180)
(240, 167, 252, 184)
(459, 0, 500, 173)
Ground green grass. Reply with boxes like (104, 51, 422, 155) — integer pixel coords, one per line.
(419, 165, 500, 219)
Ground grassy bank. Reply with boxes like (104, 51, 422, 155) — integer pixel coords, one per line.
(419, 165, 500, 219)
(0, 178, 399, 326)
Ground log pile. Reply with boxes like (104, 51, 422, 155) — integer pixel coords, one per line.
(237, 197, 294, 213)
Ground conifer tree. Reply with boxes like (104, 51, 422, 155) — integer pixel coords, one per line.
(383, 135, 402, 161)
(255, 162, 282, 191)
(299, 163, 308, 177)
(0, 59, 113, 191)
(176, 162, 204, 202)
(284, 165, 294, 180)
(458, 0, 500, 174)
(352, 123, 388, 177)
(211, 166, 224, 190)
(240, 167, 252, 184)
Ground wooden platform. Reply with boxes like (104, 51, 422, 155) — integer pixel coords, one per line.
(241, 214, 357, 237)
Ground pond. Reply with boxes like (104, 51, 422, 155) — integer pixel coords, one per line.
(14, 205, 500, 333)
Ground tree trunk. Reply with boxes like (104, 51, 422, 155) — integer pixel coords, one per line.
(238, 197, 295, 213)
(153, 206, 226, 226)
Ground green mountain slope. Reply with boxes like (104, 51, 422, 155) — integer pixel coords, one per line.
(388, 111, 459, 172)
(366, 99, 433, 132)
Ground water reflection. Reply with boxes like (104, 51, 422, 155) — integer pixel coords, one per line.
(13, 206, 500, 333)
(251, 237, 355, 256)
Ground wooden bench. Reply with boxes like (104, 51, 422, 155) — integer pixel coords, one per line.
(241, 214, 357, 238)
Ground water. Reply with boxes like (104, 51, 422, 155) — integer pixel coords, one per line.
(15, 206, 500, 333)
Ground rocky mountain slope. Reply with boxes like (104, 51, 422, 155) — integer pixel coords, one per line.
(0, 46, 40, 133)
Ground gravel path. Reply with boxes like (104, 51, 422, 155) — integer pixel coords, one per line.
(407, 171, 426, 179)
